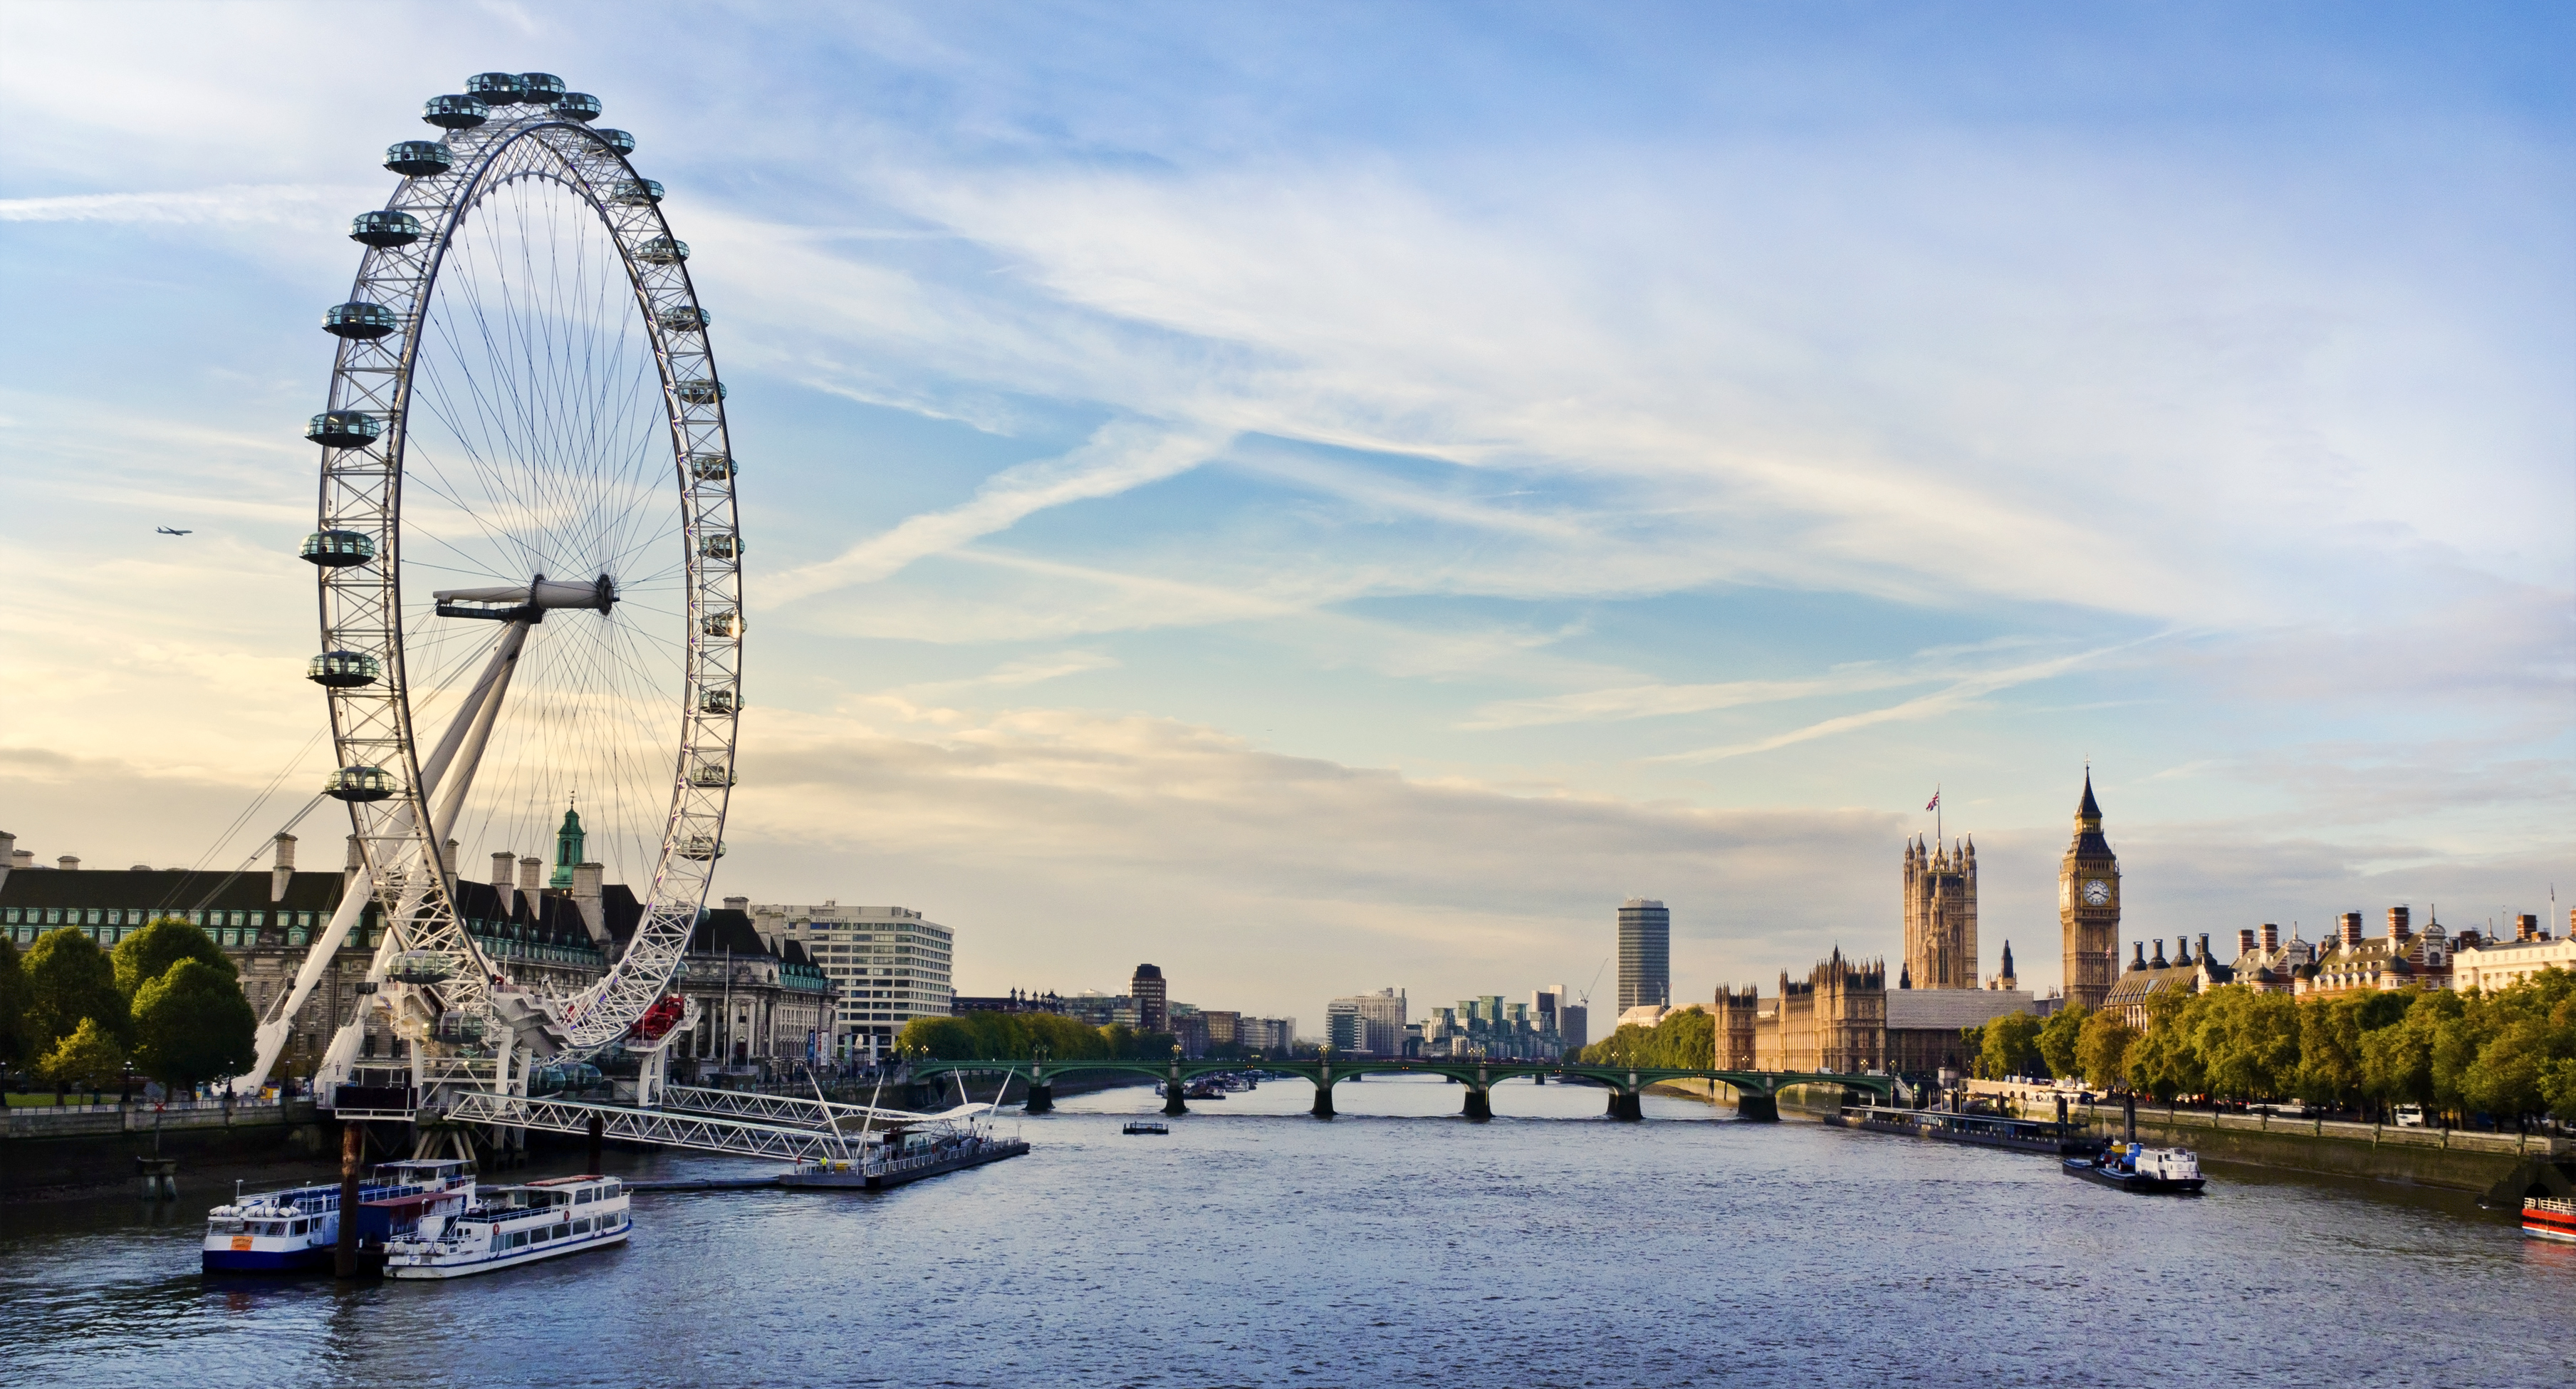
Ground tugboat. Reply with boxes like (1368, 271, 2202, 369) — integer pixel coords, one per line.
(382, 1174, 629, 1279)
(2523, 1196, 2576, 1243)
(2064, 1141, 2206, 1195)
(202, 1158, 476, 1274)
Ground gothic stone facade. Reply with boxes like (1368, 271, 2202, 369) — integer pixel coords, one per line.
(1902, 836, 1978, 989)
(2059, 773, 2122, 1011)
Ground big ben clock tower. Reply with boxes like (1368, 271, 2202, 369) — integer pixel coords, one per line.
(2059, 770, 2121, 1010)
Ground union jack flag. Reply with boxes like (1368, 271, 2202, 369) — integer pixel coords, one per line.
(1925, 791, 1940, 811)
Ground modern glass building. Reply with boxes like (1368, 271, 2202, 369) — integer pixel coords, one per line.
(1617, 898, 1671, 1012)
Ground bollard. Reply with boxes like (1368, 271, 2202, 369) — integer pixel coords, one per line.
(335, 1122, 362, 1278)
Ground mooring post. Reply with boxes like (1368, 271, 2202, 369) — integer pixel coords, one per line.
(2123, 1092, 2137, 1145)
(585, 1111, 604, 1172)
(335, 1121, 362, 1279)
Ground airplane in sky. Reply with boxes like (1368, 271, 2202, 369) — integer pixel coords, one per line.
(155, 526, 192, 536)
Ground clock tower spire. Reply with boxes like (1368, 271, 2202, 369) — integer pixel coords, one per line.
(2059, 768, 2121, 1011)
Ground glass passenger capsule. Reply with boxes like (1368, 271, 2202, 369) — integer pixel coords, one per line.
(323, 301, 398, 339)
(555, 92, 602, 123)
(701, 609, 739, 638)
(387, 950, 457, 984)
(610, 179, 663, 205)
(657, 306, 710, 331)
(325, 765, 396, 803)
(687, 452, 734, 482)
(698, 687, 738, 715)
(593, 128, 636, 155)
(466, 71, 528, 103)
(422, 94, 489, 129)
(516, 72, 565, 104)
(677, 835, 726, 861)
(307, 650, 382, 688)
(689, 763, 736, 788)
(384, 140, 452, 177)
(636, 236, 688, 264)
(349, 210, 423, 246)
(429, 1011, 486, 1042)
(301, 530, 377, 566)
(700, 534, 741, 560)
(306, 412, 383, 447)
(674, 378, 724, 404)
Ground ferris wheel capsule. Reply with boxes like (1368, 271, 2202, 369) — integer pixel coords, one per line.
(307, 650, 382, 688)
(517, 73, 566, 105)
(300, 530, 377, 566)
(556, 93, 602, 123)
(466, 71, 528, 104)
(323, 301, 398, 338)
(307, 412, 382, 447)
(325, 766, 397, 803)
(593, 128, 636, 155)
(674, 378, 723, 404)
(636, 236, 688, 264)
(422, 94, 489, 129)
(687, 452, 733, 481)
(349, 210, 423, 246)
(385, 141, 452, 177)
(610, 179, 662, 205)
(658, 306, 709, 331)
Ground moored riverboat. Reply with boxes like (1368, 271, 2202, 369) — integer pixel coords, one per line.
(202, 1158, 476, 1274)
(1831, 1103, 2105, 1158)
(2064, 1143, 2206, 1195)
(382, 1174, 628, 1279)
(2524, 1196, 2576, 1243)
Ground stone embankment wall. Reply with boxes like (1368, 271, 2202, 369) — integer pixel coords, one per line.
(4, 1099, 331, 1197)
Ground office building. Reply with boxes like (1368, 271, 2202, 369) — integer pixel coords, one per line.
(751, 900, 954, 1059)
(1617, 898, 1670, 1011)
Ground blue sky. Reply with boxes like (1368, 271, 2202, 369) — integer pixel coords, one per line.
(2, 1, 2569, 1025)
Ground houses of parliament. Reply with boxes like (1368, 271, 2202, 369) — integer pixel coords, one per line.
(1717, 773, 2122, 1077)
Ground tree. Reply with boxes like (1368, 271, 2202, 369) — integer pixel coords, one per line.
(0, 936, 29, 1077)
(1978, 1013, 2043, 1081)
(41, 1016, 126, 1103)
(131, 959, 259, 1095)
(111, 917, 234, 997)
(2191, 986, 2300, 1103)
(2541, 1058, 2576, 1124)
(2359, 999, 2436, 1116)
(1580, 1009, 1713, 1068)
(2036, 1003, 2088, 1081)
(24, 927, 127, 1056)
(2076, 1010, 2137, 1091)
(2293, 992, 2367, 1110)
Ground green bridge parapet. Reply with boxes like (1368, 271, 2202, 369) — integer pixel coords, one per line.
(907, 1056, 1892, 1121)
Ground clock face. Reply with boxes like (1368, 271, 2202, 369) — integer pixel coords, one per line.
(2082, 879, 2111, 907)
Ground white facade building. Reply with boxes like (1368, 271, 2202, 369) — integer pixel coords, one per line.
(749, 901, 954, 1059)
(2452, 914, 2575, 994)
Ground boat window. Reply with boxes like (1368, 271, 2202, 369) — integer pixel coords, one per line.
(290, 1219, 308, 1235)
(601, 1179, 619, 1197)
(575, 1188, 593, 1205)
(209, 1218, 246, 1234)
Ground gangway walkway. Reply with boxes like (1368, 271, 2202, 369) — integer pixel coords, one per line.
(445, 1093, 862, 1163)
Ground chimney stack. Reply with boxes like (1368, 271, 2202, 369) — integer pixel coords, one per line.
(2515, 913, 2537, 942)
(492, 852, 518, 916)
(2238, 928, 2257, 957)
(2388, 906, 2411, 943)
(2340, 912, 2364, 951)
(2261, 922, 2279, 953)
(2175, 937, 2194, 967)
(2130, 942, 2147, 971)
(2198, 933, 2213, 968)
(271, 832, 298, 902)
(723, 896, 749, 912)
(2150, 940, 2169, 969)
(0, 831, 13, 892)
(518, 855, 542, 896)
(57, 855, 81, 872)
(570, 862, 608, 948)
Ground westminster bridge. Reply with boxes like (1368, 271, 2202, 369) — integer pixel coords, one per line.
(907, 1055, 1897, 1122)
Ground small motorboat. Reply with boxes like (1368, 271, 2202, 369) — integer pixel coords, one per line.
(2064, 1142, 2206, 1195)
(2523, 1196, 2576, 1243)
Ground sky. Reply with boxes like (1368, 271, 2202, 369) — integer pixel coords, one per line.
(1, 1, 2570, 1029)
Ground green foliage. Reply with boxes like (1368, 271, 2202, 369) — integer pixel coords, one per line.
(895, 1011, 1177, 1062)
(2077, 1009, 2137, 1091)
(111, 918, 234, 997)
(41, 1016, 125, 1096)
(2293, 992, 2369, 1108)
(2189, 986, 2300, 1102)
(24, 927, 127, 1052)
(1978, 1013, 2044, 1080)
(2035, 1003, 2088, 1081)
(131, 959, 258, 1092)
(0, 937, 28, 1071)
(1578, 1007, 1714, 1068)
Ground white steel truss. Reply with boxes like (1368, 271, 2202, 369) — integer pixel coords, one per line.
(310, 87, 741, 1103)
(445, 1093, 846, 1163)
(659, 1085, 934, 1130)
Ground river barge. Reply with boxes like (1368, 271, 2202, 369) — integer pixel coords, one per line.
(2524, 1196, 2576, 1243)
(2064, 1143, 2206, 1195)
(1830, 1103, 2106, 1158)
(202, 1158, 476, 1274)
(382, 1175, 630, 1279)
(780, 1131, 1029, 1189)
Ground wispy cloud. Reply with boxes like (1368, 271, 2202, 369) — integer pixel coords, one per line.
(0, 183, 371, 225)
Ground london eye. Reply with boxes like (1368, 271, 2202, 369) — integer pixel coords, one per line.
(245, 71, 744, 1103)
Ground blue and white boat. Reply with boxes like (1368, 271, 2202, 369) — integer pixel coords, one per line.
(202, 1158, 476, 1274)
(382, 1174, 630, 1279)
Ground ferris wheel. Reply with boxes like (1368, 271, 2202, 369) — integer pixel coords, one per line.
(248, 71, 741, 1097)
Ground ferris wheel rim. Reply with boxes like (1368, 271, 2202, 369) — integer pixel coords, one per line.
(308, 81, 743, 1058)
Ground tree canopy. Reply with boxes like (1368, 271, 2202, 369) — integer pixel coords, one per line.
(112, 917, 235, 997)
(0, 937, 29, 1073)
(24, 927, 127, 1052)
(132, 959, 259, 1093)
(2035, 1003, 2088, 1081)
(41, 1016, 126, 1096)
(1579, 1007, 1714, 1068)
(896, 1010, 1177, 1063)
(1975, 1012, 2044, 1080)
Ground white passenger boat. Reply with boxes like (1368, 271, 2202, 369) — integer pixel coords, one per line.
(202, 1158, 476, 1275)
(382, 1174, 630, 1279)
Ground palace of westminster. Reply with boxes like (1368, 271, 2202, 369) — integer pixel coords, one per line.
(1709, 771, 2560, 1081)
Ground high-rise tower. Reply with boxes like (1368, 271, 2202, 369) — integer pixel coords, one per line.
(1617, 898, 1671, 1011)
(1902, 835, 1978, 989)
(2058, 771, 2122, 1010)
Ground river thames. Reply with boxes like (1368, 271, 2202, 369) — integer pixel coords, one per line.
(5, 1078, 2569, 1387)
